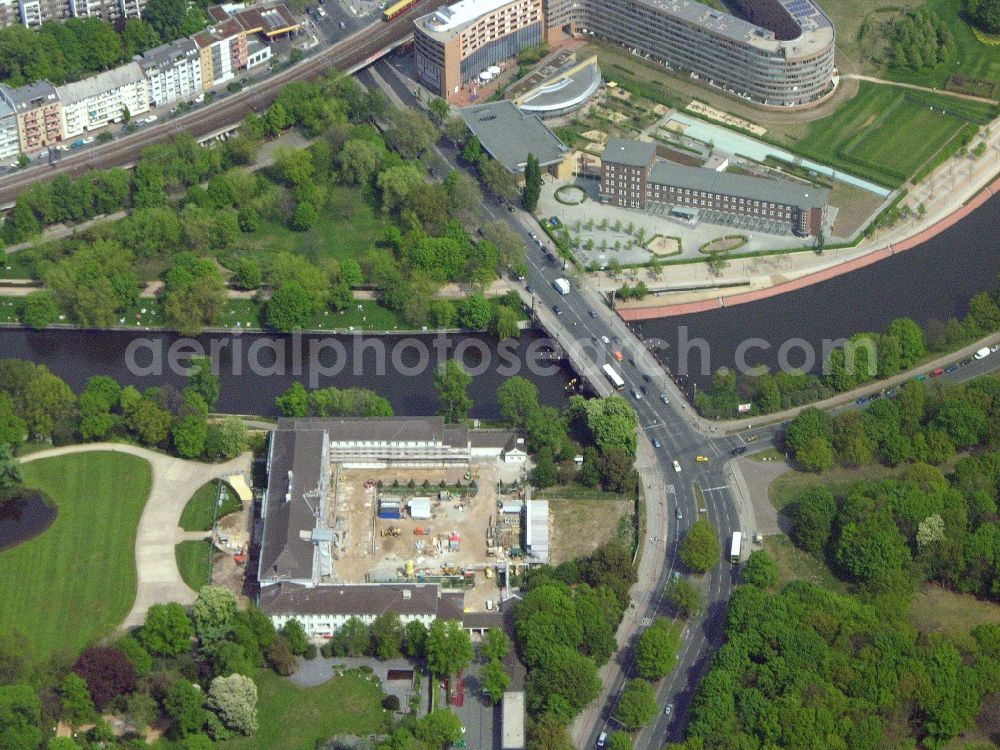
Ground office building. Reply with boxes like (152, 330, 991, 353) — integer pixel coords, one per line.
(414, 0, 543, 101)
(544, 0, 835, 108)
(600, 137, 828, 235)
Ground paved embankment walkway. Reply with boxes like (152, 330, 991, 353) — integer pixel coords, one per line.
(619, 168, 1000, 320)
(21, 443, 251, 629)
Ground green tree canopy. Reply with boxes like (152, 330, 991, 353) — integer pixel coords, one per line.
(680, 520, 722, 573)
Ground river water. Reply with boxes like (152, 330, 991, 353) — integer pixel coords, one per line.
(641, 191, 1000, 390)
(0, 328, 578, 418)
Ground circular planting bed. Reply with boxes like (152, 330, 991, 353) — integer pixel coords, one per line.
(646, 235, 682, 256)
(700, 235, 748, 254)
(554, 185, 587, 205)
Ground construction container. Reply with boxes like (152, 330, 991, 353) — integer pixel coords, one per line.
(378, 509, 401, 520)
(449, 534, 461, 551)
(405, 560, 415, 577)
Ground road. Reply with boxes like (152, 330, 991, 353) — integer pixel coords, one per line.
(0, 0, 434, 208)
(363, 59, 747, 748)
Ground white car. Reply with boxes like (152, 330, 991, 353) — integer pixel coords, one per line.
(672, 460, 681, 472)
(601, 335, 610, 344)
(660, 393, 669, 404)
(633, 389, 642, 400)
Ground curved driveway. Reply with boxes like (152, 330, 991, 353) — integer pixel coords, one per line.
(22, 443, 251, 628)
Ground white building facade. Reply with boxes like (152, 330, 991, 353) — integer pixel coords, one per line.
(58, 62, 149, 138)
(138, 39, 204, 108)
(0, 88, 22, 162)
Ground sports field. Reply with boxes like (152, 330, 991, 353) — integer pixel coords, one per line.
(793, 83, 992, 186)
(0, 452, 152, 662)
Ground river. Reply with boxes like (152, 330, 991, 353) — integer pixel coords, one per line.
(0, 329, 579, 419)
(641, 191, 1000, 390)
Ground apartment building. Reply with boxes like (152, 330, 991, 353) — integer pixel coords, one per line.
(57, 62, 149, 138)
(414, 0, 544, 101)
(6, 80, 62, 153)
(137, 38, 204, 108)
(544, 0, 835, 108)
(193, 18, 248, 89)
(0, 87, 23, 161)
(601, 138, 828, 236)
(1, 0, 144, 27)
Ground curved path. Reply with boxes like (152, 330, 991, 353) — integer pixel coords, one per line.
(21, 444, 251, 628)
(621, 170, 1000, 320)
(842, 74, 998, 104)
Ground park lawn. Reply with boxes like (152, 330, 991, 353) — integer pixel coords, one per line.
(881, 0, 1000, 93)
(218, 670, 391, 750)
(768, 462, 907, 511)
(247, 185, 387, 265)
(175, 540, 212, 591)
(909, 583, 1000, 636)
(763, 535, 847, 594)
(179, 480, 242, 532)
(0, 452, 152, 662)
(793, 83, 992, 187)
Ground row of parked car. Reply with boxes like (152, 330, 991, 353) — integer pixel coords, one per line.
(856, 344, 998, 406)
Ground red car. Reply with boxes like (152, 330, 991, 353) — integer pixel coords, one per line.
(930, 367, 945, 378)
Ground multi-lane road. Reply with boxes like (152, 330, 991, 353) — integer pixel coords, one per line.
(359, 58, 750, 748)
(0, 1, 432, 208)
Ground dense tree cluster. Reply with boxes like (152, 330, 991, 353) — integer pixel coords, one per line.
(670, 581, 999, 750)
(785, 372, 1000, 472)
(0, 8, 202, 89)
(512, 541, 636, 738)
(276, 382, 394, 419)
(0, 357, 247, 460)
(887, 10, 954, 70)
(966, 0, 1000, 34)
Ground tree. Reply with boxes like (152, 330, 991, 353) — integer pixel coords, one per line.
(457, 293, 492, 330)
(264, 637, 297, 676)
(335, 617, 371, 657)
(0, 444, 22, 490)
(527, 713, 574, 750)
(0, 684, 42, 750)
(291, 201, 318, 231)
(599, 446, 637, 493)
(428, 96, 450, 124)
(59, 673, 94, 727)
(126, 691, 158, 734)
(267, 281, 314, 332)
(163, 252, 226, 336)
(20, 292, 58, 330)
(173, 414, 208, 459)
(522, 153, 542, 211)
(45, 240, 138, 328)
(532, 446, 557, 488)
(434, 359, 472, 424)
(680, 520, 722, 573)
(188, 356, 220, 410)
(78, 375, 120, 441)
(742, 550, 778, 588)
(785, 406, 834, 456)
(205, 417, 249, 460)
(276, 382, 309, 418)
(480, 658, 510, 704)
(587, 397, 639, 457)
(608, 731, 633, 750)
(415, 709, 464, 750)
(461, 134, 481, 162)
(72, 647, 137, 710)
(122, 17, 160, 55)
(613, 679, 658, 730)
(337, 139, 380, 186)
(797, 435, 835, 472)
(479, 156, 519, 203)
(425, 619, 473, 678)
(836, 519, 911, 584)
(282, 619, 309, 656)
(143, 0, 187, 40)
(207, 674, 258, 736)
(22, 372, 74, 441)
(193, 586, 239, 643)
(165, 679, 207, 738)
(525, 645, 600, 721)
(664, 578, 703, 618)
(370, 612, 403, 660)
(480, 627, 511, 662)
(634, 618, 680, 680)
(443, 170, 482, 221)
(789, 486, 836, 555)
(492, 305, 521, 339)
(0, 394, 26, 450)
(403, 620, 428, 660)
(139, 602, 194, 657)
(377, 165, 424, 216)
(387, 109, 437, 159)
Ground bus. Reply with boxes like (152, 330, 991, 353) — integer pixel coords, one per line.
(383, 0, 417, 20)
(730, 531, 742, 564)
(602, 363, 625, 391)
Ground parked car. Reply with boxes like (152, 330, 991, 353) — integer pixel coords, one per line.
(930, 368, 945, 378)
(856, 396, 869, 406)
(672, 460, 681, 472)
(659, 393, 669, 404)
(944, 363, 959, 373)
(665, 703, 673, 716)
(653, 437, 661, 449)
(632, 389, 642, 400)
(642, 373, 651, 382)
(613, 350, 624, 362)
(916, 374, 928, 382)
(552, 305, 562, 315)
(675, 507, 682, 520)
(732, 446, 748, 456)
(885, 387, 898, 397)
(601, 335, 610, 344)
(960, 358, 973, 367)
(695, 455, 708, 462)
(589, 309, 597, 318)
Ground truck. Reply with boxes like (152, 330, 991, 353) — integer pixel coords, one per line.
(553, 278, 570, 295)
(730, 531, 742, 564)
(975, 347, 992, 360)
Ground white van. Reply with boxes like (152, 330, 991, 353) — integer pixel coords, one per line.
(597, 732, 608, 748)
(975, 347, 992, 360)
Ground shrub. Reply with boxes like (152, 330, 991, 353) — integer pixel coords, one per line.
(382, 694, 401, 711)
(304, 644, 318, 660)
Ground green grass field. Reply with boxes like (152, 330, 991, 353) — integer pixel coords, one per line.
(881, 0, 1000, 92)
(793, 83, 992, 186)
(0, 452, 152, 662)
(909, 584, 1000, 635)
(218, 670, 391, 750)
(175, 540, 212, 591)
(248, 185, 387, 265)
(179, 480, 242, 532)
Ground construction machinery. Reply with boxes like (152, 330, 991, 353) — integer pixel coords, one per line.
(380, 527, 401, 537)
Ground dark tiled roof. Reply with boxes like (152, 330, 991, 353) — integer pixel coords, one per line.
(603, 137, 655, 169)
(259, 582, 463, 619)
